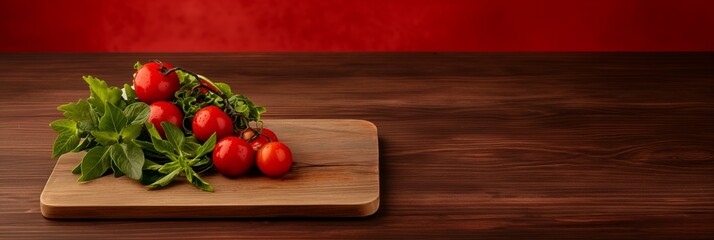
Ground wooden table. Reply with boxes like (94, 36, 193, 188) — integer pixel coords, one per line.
(0, 53, 712, 239)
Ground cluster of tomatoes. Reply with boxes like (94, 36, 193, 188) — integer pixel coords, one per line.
(134, 62, 293, 178)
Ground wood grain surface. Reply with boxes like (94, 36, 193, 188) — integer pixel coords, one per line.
(41, 119, 379, 219)
(0, 53, 712, 239)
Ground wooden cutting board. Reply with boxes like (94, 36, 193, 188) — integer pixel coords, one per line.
(40, 119, 379, 219)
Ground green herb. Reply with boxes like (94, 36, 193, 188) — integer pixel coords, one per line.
(227, 94, 266, 128)
(50, 76, 150, 182)
(142, 122, 216, 191)
(50, 61, 266, 192)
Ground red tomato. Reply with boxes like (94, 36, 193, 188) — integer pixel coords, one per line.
(259, 128, 279, 142)
(256, 142, 293, 177)
(239, 128, 279, 151)
(133, 62, 180, 104)
(212, 136, 254, 177)
(147, 101, 184, 138)
(237, 128, 254, 141)
(250, 135, 270, 152)
(192, 106, 234, 142)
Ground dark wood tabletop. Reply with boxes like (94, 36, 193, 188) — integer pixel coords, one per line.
(0, 53, 712, 239)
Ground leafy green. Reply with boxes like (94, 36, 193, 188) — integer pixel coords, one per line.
(147, 168, 181, 189)
(71, 137, 95, 152)
(120, 123, 144, 141)
(163, 122, 185, 150)
(90, 131, 119, 145)
(143, 122, 217, 191)
(228, 94, 266, 127)
(99, 103, 128, 133)
(176, 70, 200, 86)
(143, 159, 162, 171)
(57, 100, 97, 131)
(182, 138, 202, 158)
(84, 76, 123, 115)
(145, 122, 172, 154)
(50, 119, 77, 135)
(78, 146, 111, 182)
(158, 161, 180, 174)
(51, 75, 150, 183)
(52, 132, 80, 159)
(123, 102, 150, 124)
(72, 162, 82, 174)
(187, 169, 213, 192)
(193, 134, 216, 158)
(111, 160, 125, 177)
(123, 83, 137, 102)
(51, 119, 81, 158)
(109, 142, 144, 180)
(214, 82, 233, 96)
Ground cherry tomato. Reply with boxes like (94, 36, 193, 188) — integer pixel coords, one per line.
(250, 136, 270, 152)
(256, 142, 293, 177)
(238, 128, 255, 141)
(259, 128, 278, 142)
(192, 106, 234, 142)
(147, 101, 183, 138)
(212, 136, 254, 177)
(133, 62, 180, 104)
(239, 128, 279, 151)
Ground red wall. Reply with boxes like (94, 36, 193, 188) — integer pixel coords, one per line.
(1, 0, 712, 52)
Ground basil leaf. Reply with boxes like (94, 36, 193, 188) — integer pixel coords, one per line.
(50, 119, 77, 135)
(57, 100, 97, 131)
(189, 171, 213, 192)
(188, 156, 211, 167)
(158, 161, 180, 174)
(84, 76, 123, 115)
(145, 123, 172, 154)
(182, 141, 201, 158)
(133, 61, 142, 70)
(134, 139, 155, 152)
(71, 137, 94, 152)
(123, 102, 149, 125)
(78, 146, 111, 182)
(99, 103, 127, 133)
(183, 166, 194, 183)
(143, 159, 162, 171)
(120, 123, 144, 142)
(144, 122, 162, 139)
(72, 162, 82, 174)
(123, 84, 137, 102)
(147, 168, 181, 189)
(90, 131, 119, 146)
(152, 137, 172, 154)
(139, 169, 166, 185)
(52, 132, 79, 159)
(194, 133, 216, 158)
(111, 160, 125, 177)
(161, 122, 184, 150)
(110, 143, 144, 180)
(185, 135, 200, 143)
